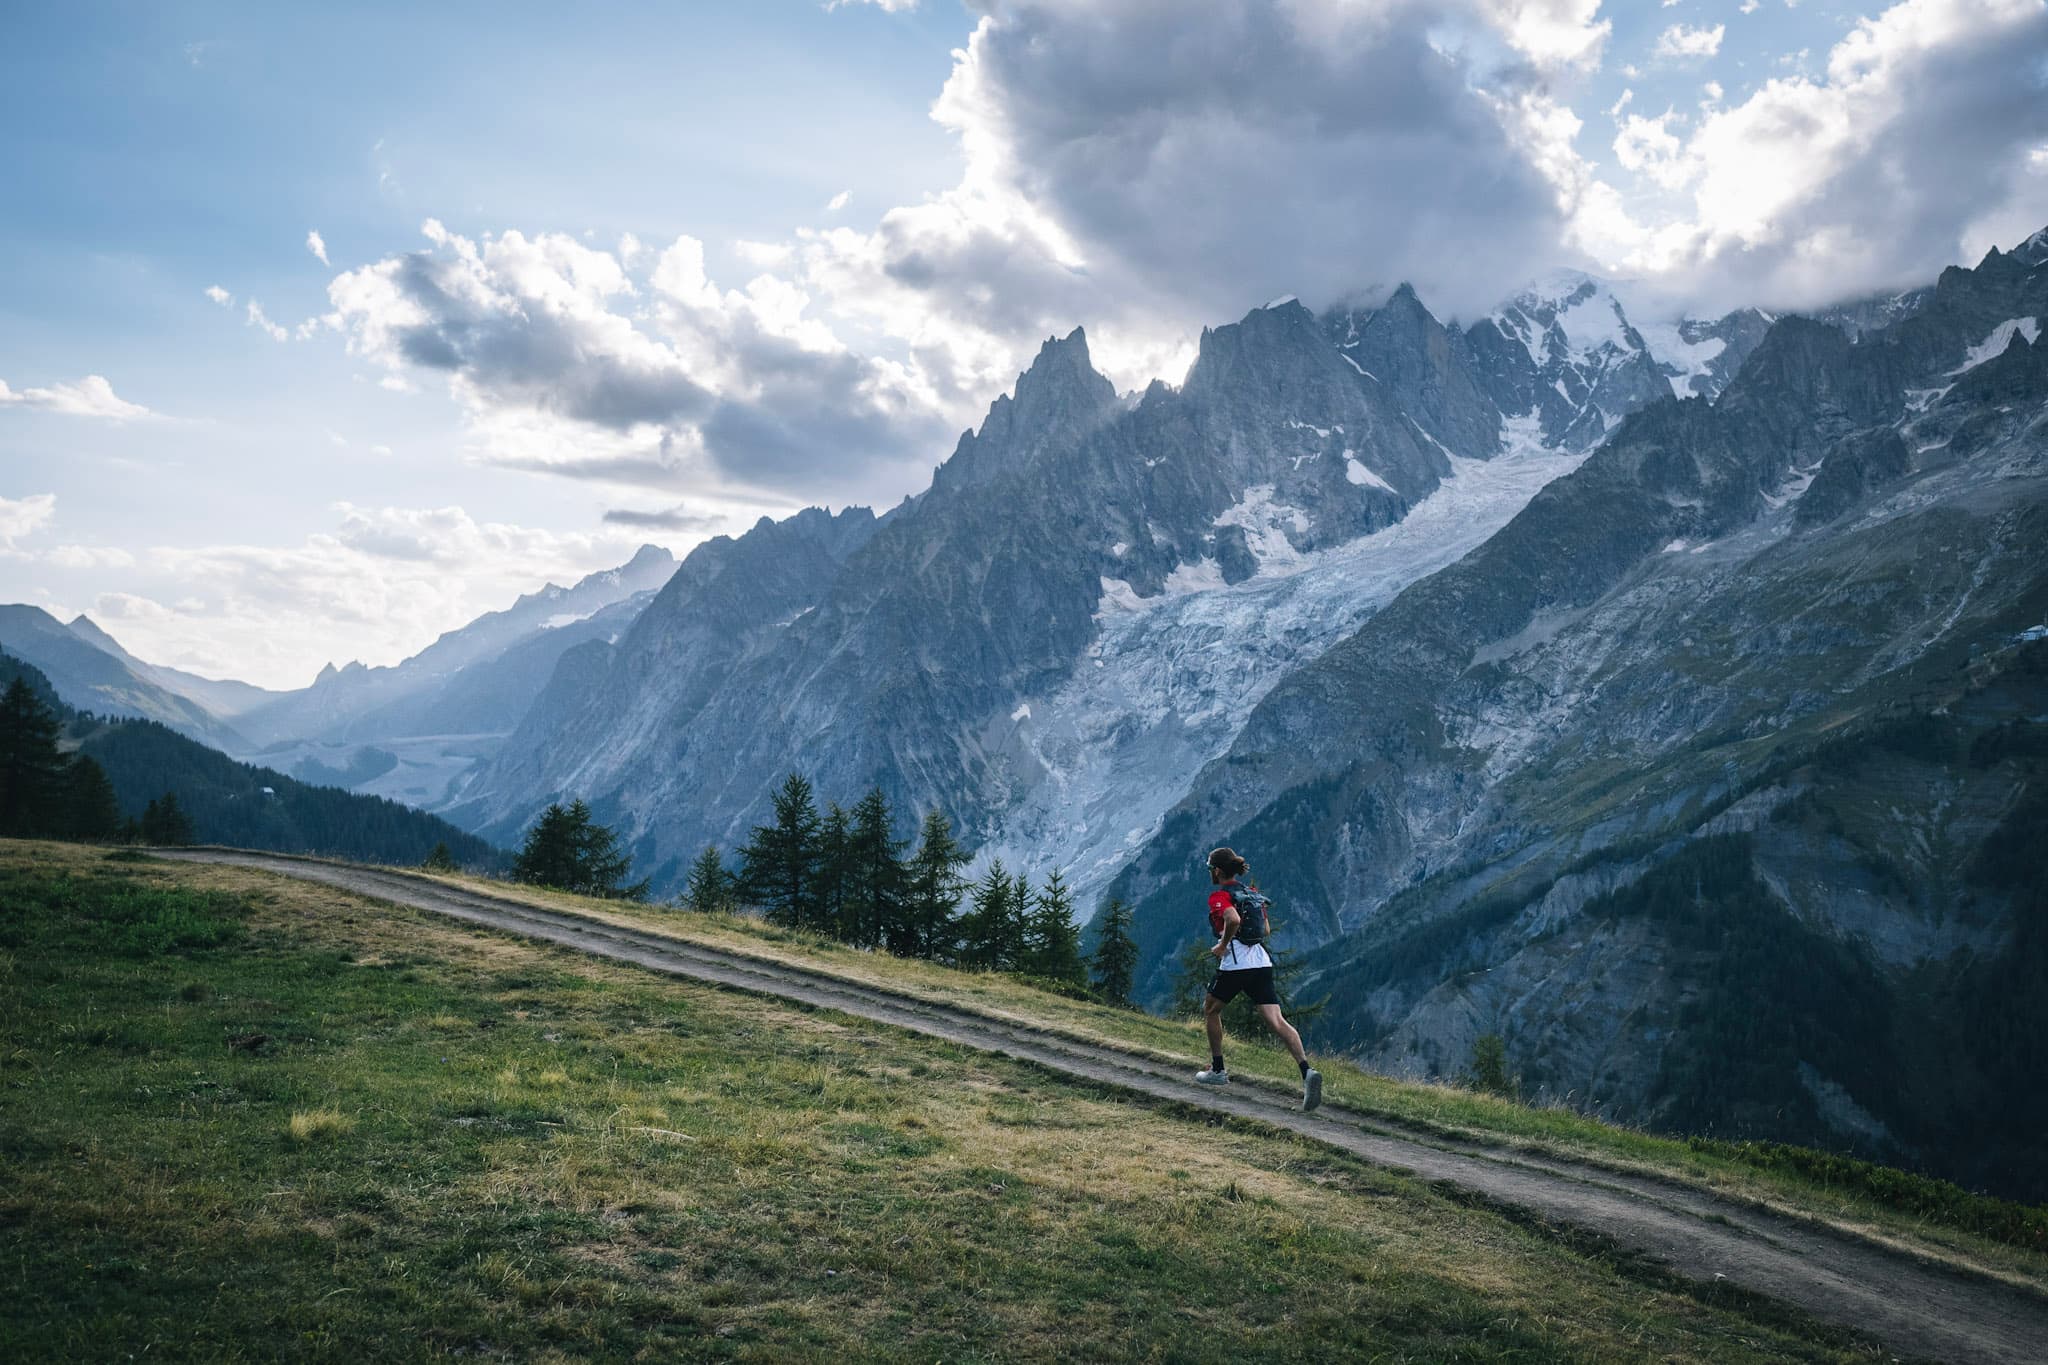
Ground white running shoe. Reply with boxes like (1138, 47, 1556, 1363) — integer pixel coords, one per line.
(1302, 1068, 1323, 1112)
(1195, 1068, 1229, 1086)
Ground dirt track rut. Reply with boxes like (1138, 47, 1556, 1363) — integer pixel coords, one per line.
(164, 849, 2048, 1364)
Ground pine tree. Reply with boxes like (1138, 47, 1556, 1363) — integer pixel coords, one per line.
(0, 677, 65, 837)
(844, 787, 906, 949)
(140, 791, 195, 846)
(1023, 867, 1086, 984)
(60, 754, 122, 841)
(514, 803, 580, 888)
(817, 803, 854, 938)
(422, 841, 458, 872)
(739, 773, 824, 929)
(1089, 897, 1140, 1007)
(683, 845, 734, 913)
(568, 799, 649, 900)
(1010, 871, 1034, 972)
(899, 808, 968, 959)
(512, 800, 647, 898)
(959, 860, 1013, 969)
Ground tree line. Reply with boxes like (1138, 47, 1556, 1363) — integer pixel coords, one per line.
(513, 773, 1142, 1006)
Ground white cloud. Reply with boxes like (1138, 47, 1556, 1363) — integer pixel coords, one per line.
(828, 0, 918, 10)
(1584, 0, 2048, 309)
(307, 229, 330, 265)
(1654, 23, 1725, 60)
(95, 591, 176, 623)
(46, 544, 136, 570)
(134, 503, 682, 686)
(734, 239, 794, 268)
(1741, 0, 1761, 12)
(1703, 80, 1724, 101)
(326, 220, 950, 502)
(0, 374, 155, 420)
(827, 190, 851, 213)
(1479, 0, 1612, 71)
(1614, 111, 1691, 189)
(0, 492, 57, 547)
(245, 300, 288, 342)
(205, 285, 232, 306)
(1609, 88, 1635, 117)
(792, 0, 1600, 404)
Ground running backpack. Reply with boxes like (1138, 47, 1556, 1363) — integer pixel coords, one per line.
(1230, 885, 1272, 947)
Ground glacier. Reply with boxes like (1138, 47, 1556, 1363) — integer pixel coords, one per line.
(975, 411, 1586, 915)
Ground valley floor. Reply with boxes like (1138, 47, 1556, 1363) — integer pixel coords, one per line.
(3, 840, 2042, 1362)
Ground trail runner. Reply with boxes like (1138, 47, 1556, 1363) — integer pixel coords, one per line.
(1194, 846, 1322, 1111)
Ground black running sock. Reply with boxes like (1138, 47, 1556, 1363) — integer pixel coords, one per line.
(1212, 1055, 1226, 1073)
(1298, 1060, 1312, 1077)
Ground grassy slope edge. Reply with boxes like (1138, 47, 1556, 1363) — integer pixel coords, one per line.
(1, 839, 1899, 1363)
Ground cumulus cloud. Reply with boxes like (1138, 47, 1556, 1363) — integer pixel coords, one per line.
(205, 285, 232, 306)
(307, 229, 330, 265)
(0, 374, 154, 420)
(1654, 23, 1725, 60)
(792, 0, 1610, 407)
(325, 219, 951, 502)
(0, 492, 57, 548)
(826, 190, 851, 213)
(1590, 0, 2048, 310)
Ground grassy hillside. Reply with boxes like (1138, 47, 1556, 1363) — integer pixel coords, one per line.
(0, 840, 1924, 1362)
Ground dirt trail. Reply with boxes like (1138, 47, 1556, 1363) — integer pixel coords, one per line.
(165, 849, 2048, 1364)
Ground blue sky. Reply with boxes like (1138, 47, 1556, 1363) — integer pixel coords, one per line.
(3, 0, 2045, 687)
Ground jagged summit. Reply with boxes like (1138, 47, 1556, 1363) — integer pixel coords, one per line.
(931, 323, 1118, 495)
(2013, 223, 2048, 266)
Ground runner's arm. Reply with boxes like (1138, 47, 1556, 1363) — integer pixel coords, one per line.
(1212, 902, 1240, 959)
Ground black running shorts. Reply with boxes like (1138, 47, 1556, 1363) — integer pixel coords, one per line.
(1207, 966, 1280, 1007)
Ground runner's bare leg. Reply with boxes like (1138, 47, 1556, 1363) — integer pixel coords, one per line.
(1257, 1003, 1309, 1066)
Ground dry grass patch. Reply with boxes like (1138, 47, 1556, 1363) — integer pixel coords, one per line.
(286, 1107, 355, 1141)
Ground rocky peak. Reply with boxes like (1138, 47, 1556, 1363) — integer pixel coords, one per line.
(931, 327, 1118, 496)
(1336, 282, 1502, 458)
(2014, 224, 2048, 267)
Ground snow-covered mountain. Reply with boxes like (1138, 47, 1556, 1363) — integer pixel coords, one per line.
(447, 273, 1744, 893)
(1100, 234, 2048, 1196)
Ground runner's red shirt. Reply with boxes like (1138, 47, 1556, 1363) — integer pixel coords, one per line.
(1207, 882, 1240, 936)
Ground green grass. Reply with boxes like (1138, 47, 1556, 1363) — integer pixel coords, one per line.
(426, 862, 2048, 1287)
(0, 840, 1889, 1362)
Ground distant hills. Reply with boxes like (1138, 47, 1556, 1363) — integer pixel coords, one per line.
(0, 544, 677, 810)
(0, 650, 500, 869)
